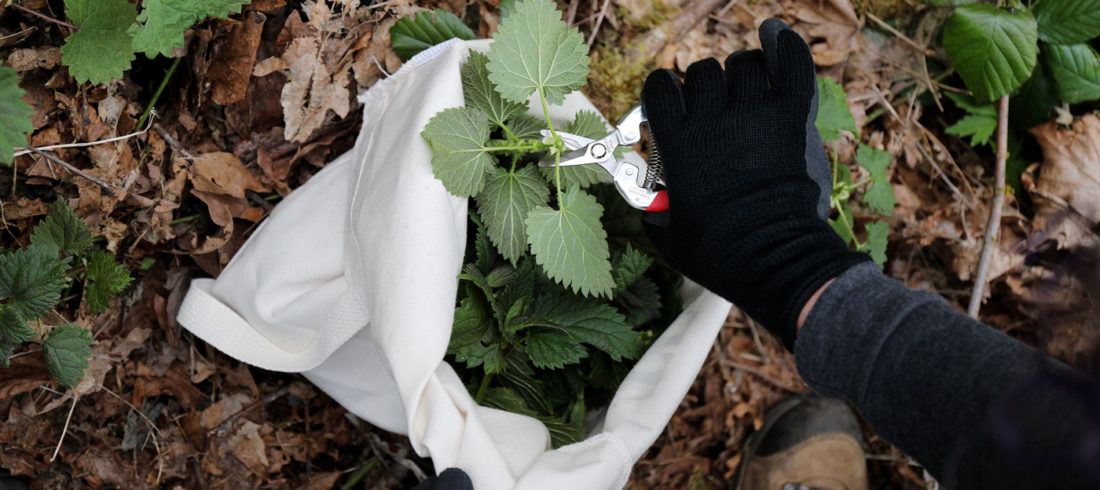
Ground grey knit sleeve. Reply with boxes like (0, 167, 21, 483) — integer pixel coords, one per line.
(794, 262, 1097, 489)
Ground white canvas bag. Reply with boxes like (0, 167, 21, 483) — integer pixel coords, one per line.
(177, 39, 731, 490)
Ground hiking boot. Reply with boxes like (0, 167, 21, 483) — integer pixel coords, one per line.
(734, 395, 868, 490)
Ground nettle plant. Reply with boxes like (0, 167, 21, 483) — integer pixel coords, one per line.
(815, 77, 896, 267)
(0, 201, 131, 388)
(417, 0, 673, 446)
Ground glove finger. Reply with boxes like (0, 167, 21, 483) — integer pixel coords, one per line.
(724, 49, 769, 100)
(642, 69, 686, 135)
(682, 58, 728, 116)
(758, 18, 815, 94)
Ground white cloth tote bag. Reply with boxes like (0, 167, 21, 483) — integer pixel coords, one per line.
(177, 39, 731, 490)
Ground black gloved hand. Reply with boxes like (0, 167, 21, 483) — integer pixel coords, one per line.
(641, 19, 870, 349)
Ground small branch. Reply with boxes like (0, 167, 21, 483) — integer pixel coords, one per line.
(154, 124, 196, 160)
(208, 386, 289, 436)
(2, 1, 78, 30)
(13, 115, 155, 158)
(867, 13, 935, 58)
(967, 95, 1010, 318)
(50, 394, 78, 462)
(586, 0, 612, 47)
(721, 360, 804, 394)
(26, 147, 116, 195)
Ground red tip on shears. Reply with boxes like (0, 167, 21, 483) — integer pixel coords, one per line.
(646, 190, 669, 213)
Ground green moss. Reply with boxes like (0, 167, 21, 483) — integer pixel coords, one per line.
(585, 43, 654, 121)
(617, 0, 677, 31)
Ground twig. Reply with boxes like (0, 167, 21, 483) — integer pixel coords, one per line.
(1, 1, 78, 30)
(745, 318, 770, 365)
(565, 0, 579, 26)
(50, 394, 78, 462)
(968, 95, 1010, 318)
(154, 124, 196, 160)
(102, 387, 165, 485)
(13, 115, 155, 158)
(208, 386, 289, 436)
(26, 146, 116, 194)
(720, 360, 803, 394)
(866, 13, 935, 58)
(586, 0, 612, 47)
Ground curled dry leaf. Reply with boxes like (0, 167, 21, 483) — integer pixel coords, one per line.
(209, 12, 267, 106)
(191, 152, 266, 199)
(1028, 114, 1100, 251)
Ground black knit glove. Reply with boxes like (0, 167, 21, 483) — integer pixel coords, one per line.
(641, 19, 870, 349)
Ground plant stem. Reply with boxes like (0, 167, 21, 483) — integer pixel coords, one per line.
(967, 95, 1009, 318)
(137, 57, 183, 130)
(474, 372, 493, 403)
(483, 143, 546, 152)
(837, 205, 862, 249)
(338, 458, 380, 490)
(536, 88, 564, 200)
(2, 2, 78, 30)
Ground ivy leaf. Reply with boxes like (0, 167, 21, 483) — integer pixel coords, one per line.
(0, 245, 68, 321)
(1045, 43, 1100, 104)
(531, 290, 644, 361)
(856, 145, 896, 214)
(129, 0, 250, 58)
(0, 66, 33, 166)
(31, 200, 93, 256)
(421, 107, 494, 197)
(815, 76, 858, 142)
(486, 0, 591, 104)
(463, 51, 527, 128)
(526, 329, 587, 369)
(84, 251, 132, 314)
(60, 0, 137, 85)
(449, 297, 491, 350)
(476, 166, 550, 264)
(42, 324, 93, 389)
(612, 243, 653, 292)
(390, 9, 477, 61)
(860, 221, 890, 267)
(526, 186, 615, 297)
(0, 306, 35, 346)
(943, 3, 1038, 102)
(1034, 0, 1100, 45)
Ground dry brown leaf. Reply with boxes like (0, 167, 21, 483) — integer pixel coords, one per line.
(1029, 114, 1100, 251)
(209, 12, 267, 106)
(200, 392, 253, 430)
(7, 46, 61, 72)
(787, 0, 860, 66)
(229, 420, 270, 476)
(281, 37, 352, 142)
(0, 356, 51, 401)
(190, 152, 266, 198)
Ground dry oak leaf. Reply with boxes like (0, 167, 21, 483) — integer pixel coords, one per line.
(1029, 114, 1100, 251)
(191, 152, 266, 198)
(281, 36, 352, 143)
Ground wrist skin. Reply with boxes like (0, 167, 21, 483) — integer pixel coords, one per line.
(796, 278, 836, 333)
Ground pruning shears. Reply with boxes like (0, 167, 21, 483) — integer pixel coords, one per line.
(538, 105, 669, 213)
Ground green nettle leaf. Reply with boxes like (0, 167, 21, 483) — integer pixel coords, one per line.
(526, 186, 615, 297)
(1045, 43, 1100, 104)
(1034, 0, 1100, 45)
(612, 243, 653, 292)
(531, 290, 644, 361)
(943, 3, 1038, 102)
(129, 0, 250, 57)
(42, 324, 93, 389)
(815, 76, 858, 142)
(0, 66, 33, 166)
(526, 329, 588, 369)
(84, 251, 132, 314)
(61, 0, 137, 85)
(476, 166, 550, 264)
(564, 110, 610, 139)
(0, 245, 68, 321)
(861, 221, 890, 267)
(454, 339, 504, 374)
(486, 0, 591, 104)
(390, 9, 477, 61)
(481, 387, 538, 416)
(542, 110, 612, 189)
(463, 51, 527, 127)
(485, 265, 518, 288)
(449, 297, 491, 350)
(617, 276, 661, 327)
(0, 306, 35, 346)
(506, 114, 545, 140)
(856, 145, 896, 214)
(31, 200, 94, 256)
(422, 107, 494, 197)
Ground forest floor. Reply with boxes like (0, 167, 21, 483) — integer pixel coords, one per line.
(1, 0, 1097, 488)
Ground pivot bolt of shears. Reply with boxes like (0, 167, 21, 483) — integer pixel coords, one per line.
(590, 143, 607, 158)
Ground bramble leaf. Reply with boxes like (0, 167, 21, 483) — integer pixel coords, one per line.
(1034, 0, 1100, 45)
(0, 245, 68, 321)
(815, 76, 857, 142)
(391, 9, 476, 61)
(463, 51, 527, 128)
(856, 145, 896, 214)
(422, 107, 494, 197)
(129, 0, 250, 57)
(861, 221, 889, 267)
(526, 329, 587, 369)
(526, 186, 615, 297)
(1045, 43, 1100, 104)
(85, 251, 132, 314)
(945, 114, 997, 147)
(486, 0, 590, 104)
(531, 290, 644, 361)
(943, 3, 1038, 102)
(31, 200, 93, 256)
(0, 66, 33, 165)
(42, 324, 93, 389)
(1010, 62, 1059, 129)
(61, 0, 137, 85)
(476, 166, 550, 264)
